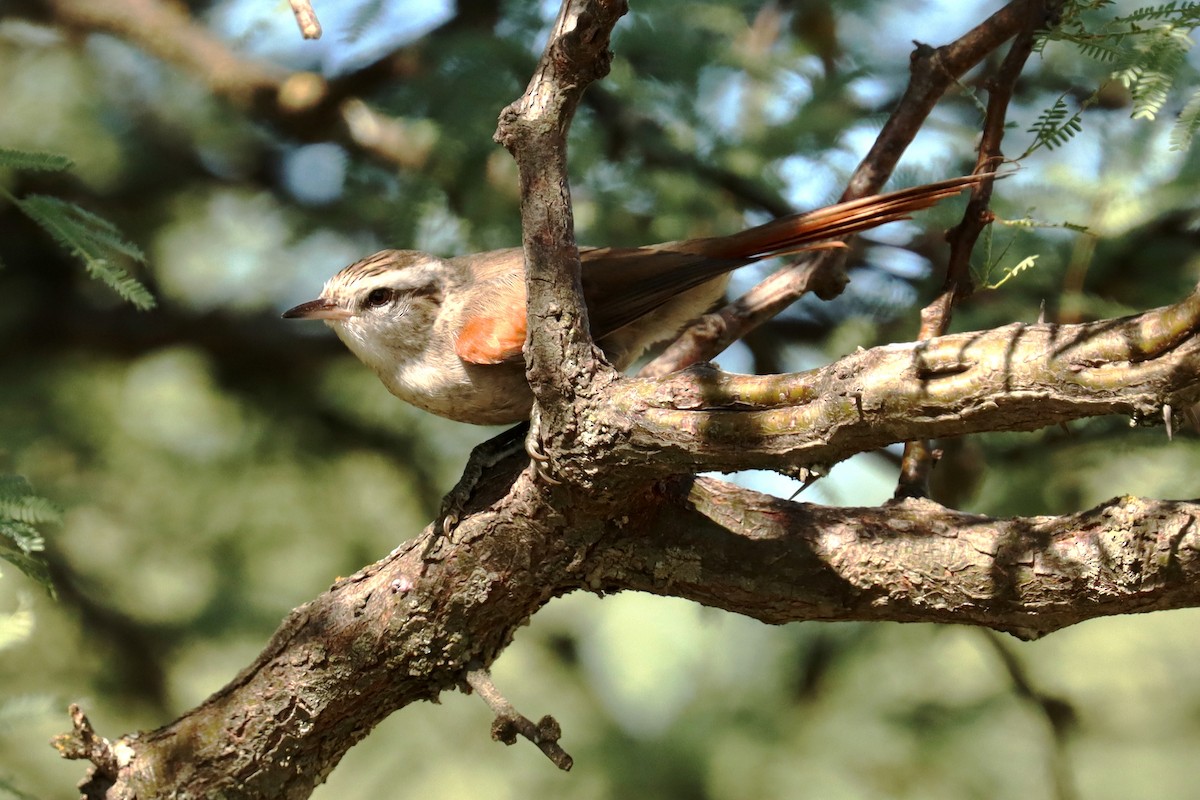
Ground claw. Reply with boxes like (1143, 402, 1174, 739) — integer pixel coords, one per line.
(534, 458, 562, 486)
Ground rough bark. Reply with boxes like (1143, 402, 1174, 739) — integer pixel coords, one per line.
(45, 1, 1200, 798)
(53, 472, 1200, 797)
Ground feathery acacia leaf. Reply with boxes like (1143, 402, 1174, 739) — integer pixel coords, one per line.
(1170, 87, 1200, 148)
(983, 254, 1041, 290)
(16, 195, 156, 310)
(1026, 97, 1085, 153)
(0, 147, 72, 172)
(1038, 2, 1200, 139)
(0, 477, 56, 594)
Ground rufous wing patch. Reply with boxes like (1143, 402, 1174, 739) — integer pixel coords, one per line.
(455, 312, 528, 364)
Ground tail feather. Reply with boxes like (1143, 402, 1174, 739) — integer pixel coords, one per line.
(702, 173, 990, 261)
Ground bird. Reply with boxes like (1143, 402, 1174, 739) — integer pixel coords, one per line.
(283, 174, 984, 425)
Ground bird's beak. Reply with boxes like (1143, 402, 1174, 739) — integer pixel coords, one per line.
(282, 298, 352, 321)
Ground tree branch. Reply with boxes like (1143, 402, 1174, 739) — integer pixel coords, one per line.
(897, 3, 1045, 496)
(59, 278, 1200, 796)
(59, 471, 1200, 796)
(492, 0, 627, 465)
(641, 0, 1052, 379)
(605, 285, 1200, 475)
(627, 480, 1200, 640)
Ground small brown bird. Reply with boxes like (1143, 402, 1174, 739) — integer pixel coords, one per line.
(284, 175, 982, 425)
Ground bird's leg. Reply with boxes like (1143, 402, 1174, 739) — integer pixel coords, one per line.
(435, 421, 530, 538)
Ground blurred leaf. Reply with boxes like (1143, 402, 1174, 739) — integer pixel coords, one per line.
(0, 147, 72, 172)
(0, 775, 37, 800)
(15, 194, 155, 310)
(0, 594, 33, 653)
(0, 477, 56, 594)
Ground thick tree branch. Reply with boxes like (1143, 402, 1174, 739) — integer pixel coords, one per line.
(58, 277, 1200, 797)
(60, 469, 1200, 796)
(492, 0, 627, 463)
(607, 285, 1200, 475)
(624, 480, 1200, 640)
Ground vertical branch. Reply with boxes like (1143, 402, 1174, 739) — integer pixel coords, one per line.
(493, 0, 628, 434)
(894, 7, 1049, 498)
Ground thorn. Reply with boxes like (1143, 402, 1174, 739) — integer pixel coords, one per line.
(788, 467, 825, 500)
(1037, 299, 1046, 324)
(1164, 404, 1174, 441)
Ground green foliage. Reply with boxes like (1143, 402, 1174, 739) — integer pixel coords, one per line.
(973, 216, 1088, 291)
(1171, 85, 1200, 148)
(1024, 95, 1086, 153)
(15, 195, 155, 310)
(0, 147, 155, 310)
(1034, 2, 1200, 149)
(981, 253, 1040, 290)
(1111, 23, 1192, 121)
(0, 149, 72, 172)
(0, 476, 57, 594)
(0, 599, 33, 655)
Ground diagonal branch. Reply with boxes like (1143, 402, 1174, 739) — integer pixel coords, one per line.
(641, 0, 1053, 379)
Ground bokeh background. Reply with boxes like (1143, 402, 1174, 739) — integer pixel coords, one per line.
(3, 0, 1200, 797)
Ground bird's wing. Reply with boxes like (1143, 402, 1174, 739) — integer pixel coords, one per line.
(455, 298, 528, 364)
(453, 173, 989, 364)
(578, 246, 741, 339)
(454, 251, 528, 365)
(453, 247, 726, 365)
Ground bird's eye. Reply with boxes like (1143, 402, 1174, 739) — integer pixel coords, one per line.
(364, 288, 394, 308)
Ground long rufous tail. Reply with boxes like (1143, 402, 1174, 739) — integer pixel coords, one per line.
(700, 172, 990, 261)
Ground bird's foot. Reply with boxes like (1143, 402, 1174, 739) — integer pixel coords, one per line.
(434, 422, 530, 539)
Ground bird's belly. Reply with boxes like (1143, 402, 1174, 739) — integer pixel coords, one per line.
(386, 360, 533, 425)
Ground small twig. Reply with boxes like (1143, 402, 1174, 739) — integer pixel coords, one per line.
(895, 4, 1046, 498)
(584, 87, 793, 218)
(978, 631, 1079, 800)
(465, 668, 574, 771)
(288, 0, 322, 40)
(641, 0, 1040, 379)
(50, 704, 120, 779)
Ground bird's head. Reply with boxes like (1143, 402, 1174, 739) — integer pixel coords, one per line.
(282, 250, 447, 375)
